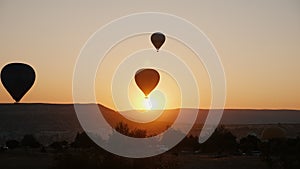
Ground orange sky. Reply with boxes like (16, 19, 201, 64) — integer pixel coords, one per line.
(0, 0, 299, 110)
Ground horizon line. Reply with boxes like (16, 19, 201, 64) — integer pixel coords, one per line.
(0, 102, 299, 111)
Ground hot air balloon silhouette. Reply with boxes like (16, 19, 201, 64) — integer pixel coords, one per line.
(151, 32, 166, 52)
(135, 69, 160, 98)
(1, 63, 36, 103)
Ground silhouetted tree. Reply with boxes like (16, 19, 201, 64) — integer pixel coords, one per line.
(173, 135, 200, 152)
(261, 137, 300, 169)
(6, 139, 20, 149)
(129, 128, 147, 138)
(71, 132, 98, 148)
(115, 122, 130, 136)
(199, 125, 238, 153)
(50, 140, 68, 151)
(239, 134, 261, 154)
(114, 122, 147, 138)
(21, 134, 40, 148)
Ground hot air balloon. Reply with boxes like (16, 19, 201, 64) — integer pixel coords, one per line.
(151, 32, 166, 52)
(1, 63, 36, 103)
(135, 69, 160, 98)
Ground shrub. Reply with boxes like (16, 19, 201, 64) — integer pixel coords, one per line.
(21, 134, 41, 148)
(6, 139, 20, 149)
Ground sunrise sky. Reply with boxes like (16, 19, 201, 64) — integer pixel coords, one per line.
(0, 0, 299, 110)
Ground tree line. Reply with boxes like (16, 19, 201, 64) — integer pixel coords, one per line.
(1, 122, 299, 169)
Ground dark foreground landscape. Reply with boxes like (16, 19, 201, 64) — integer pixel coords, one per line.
(0, 104, 299, 169)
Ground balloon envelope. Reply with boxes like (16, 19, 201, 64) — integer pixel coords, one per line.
(1, 63, 36, 103)
(135, 69, 160, 97)
(151, 32, 165, 51)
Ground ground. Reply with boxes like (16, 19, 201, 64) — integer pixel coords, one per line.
(0, 149, 268, 169)
(178, 154, 268, 169)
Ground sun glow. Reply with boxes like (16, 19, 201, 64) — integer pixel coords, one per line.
(143, 97, 152, 110)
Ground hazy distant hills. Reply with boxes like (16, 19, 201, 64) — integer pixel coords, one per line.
(219, 109, 300, 124)
(0, 104, 299, 144)
(0, 104, 82, 144)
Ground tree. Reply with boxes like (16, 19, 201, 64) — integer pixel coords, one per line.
(239, 134, 261, 154)
(50, 140, 68, 151)
(6, 139, 20, 149)
(21, 134, 40, 148)
(71, 132, 97, 148)
(173, 135, 200, 152)
(199, 125, 238, 153)
(115, 122, 130, 136)
(115, 122, 147, 138)
(129, 128, 147, 138)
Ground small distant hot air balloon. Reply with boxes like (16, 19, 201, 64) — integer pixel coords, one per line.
(151, 32, 166, 52)
(135, 69, 160, 98)
(1, 63, 36, 103)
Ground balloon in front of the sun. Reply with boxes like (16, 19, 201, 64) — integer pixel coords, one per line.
(134, 68, 160, 98)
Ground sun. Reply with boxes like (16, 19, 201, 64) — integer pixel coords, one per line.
(143, 97, 152, 110)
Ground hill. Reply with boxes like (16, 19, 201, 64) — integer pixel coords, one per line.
(0, 103, 299, 144)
